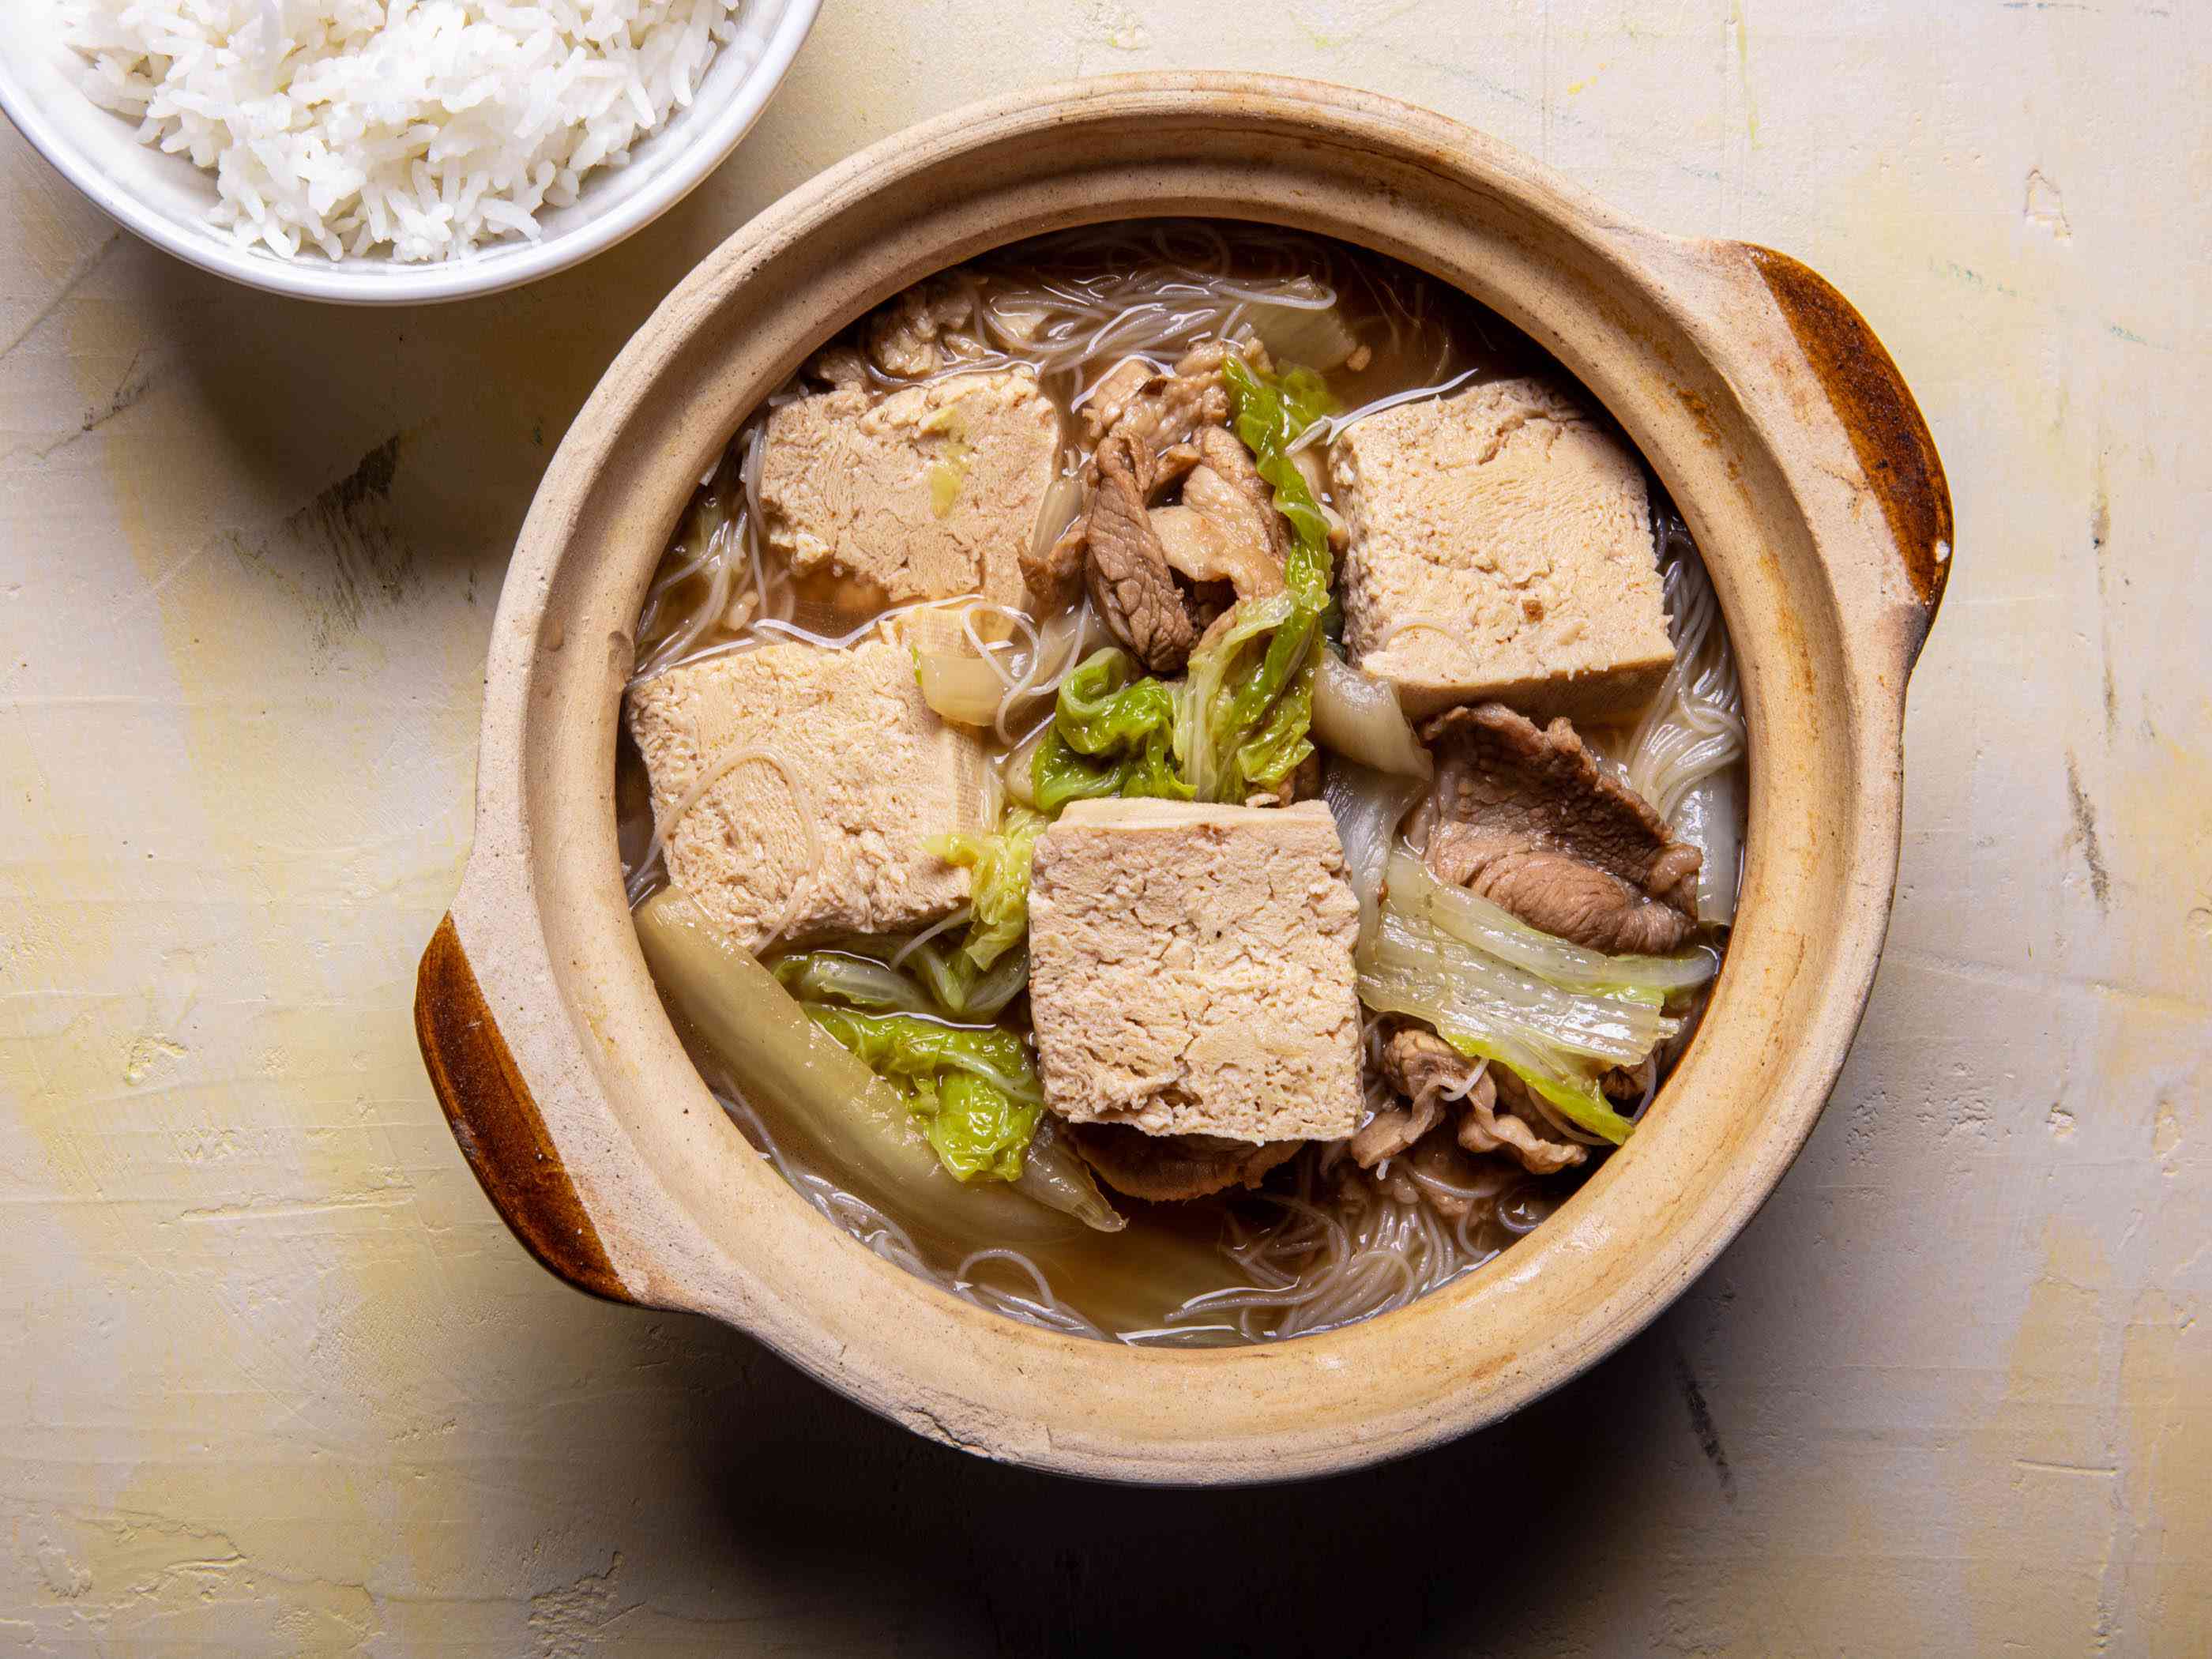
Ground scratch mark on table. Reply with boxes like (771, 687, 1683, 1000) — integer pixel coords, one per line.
(1676, 1351, 1737, 1500)
(2024, 167, 2073, 239)
(0, 229, 124, 366)
(2064, 752, 2112, 912)
(1729, 0, 1759, 146)
(35, 347, 164, 460)
(2091, 461, 2116, 737)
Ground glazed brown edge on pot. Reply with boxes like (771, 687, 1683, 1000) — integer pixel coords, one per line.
(1746, 245, 1954, 647)
(416, 914, 634, 1304)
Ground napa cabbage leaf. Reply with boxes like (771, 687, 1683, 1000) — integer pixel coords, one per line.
(804, 1006, 1044, 1183)
(1031, 647, 1192, 814)
(928, 805, 1049, 971)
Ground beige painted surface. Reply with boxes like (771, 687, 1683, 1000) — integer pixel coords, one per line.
(0, 2, 2205, 1653)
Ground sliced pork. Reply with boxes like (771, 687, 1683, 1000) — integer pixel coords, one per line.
(1070, 1125, 1300, 1202)
(1359, 1022, 1588, 1180)
(1413, 702, 1701, 954)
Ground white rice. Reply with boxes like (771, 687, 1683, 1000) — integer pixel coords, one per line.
(66, 0, 743, 263)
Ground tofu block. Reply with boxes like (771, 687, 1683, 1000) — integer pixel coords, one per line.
(626, 640, 991, 952)
(1027, 799, 1364, 1142)
(1330, 377, 1674, 722)
(758, 371, 1060, 609)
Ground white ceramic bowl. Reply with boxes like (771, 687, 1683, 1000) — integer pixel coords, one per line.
(0, 0, 822, 305)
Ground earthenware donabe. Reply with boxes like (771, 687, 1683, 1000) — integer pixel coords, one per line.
(415, 73, 1952, 1484)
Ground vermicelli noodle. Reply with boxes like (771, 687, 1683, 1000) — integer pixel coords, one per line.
(1627, 516, 1747, 821)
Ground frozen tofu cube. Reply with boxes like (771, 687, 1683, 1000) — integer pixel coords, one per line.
(626, 640, 991, 952)
(758, 371, 1061, 608)
(1330, 377, 1675, 722)
(1027, 799, 1364, 1142)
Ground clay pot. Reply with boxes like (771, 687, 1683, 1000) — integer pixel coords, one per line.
(416, 73, 1951, 1484)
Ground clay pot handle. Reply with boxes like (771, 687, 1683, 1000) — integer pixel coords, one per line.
(415, 915, 637, 1304)
(1735, 244, 1953, 674)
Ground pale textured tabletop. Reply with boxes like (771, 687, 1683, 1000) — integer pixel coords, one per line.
(3, 3, 2207, 1654)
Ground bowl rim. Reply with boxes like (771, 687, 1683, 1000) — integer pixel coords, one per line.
(423, 71, 1951, 1483)
(0, 0, 823, 306)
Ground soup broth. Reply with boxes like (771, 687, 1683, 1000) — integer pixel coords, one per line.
(619, 221, 1745, 1344)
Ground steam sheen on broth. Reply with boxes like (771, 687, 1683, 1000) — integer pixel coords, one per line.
(618, 222, 1747, 1345)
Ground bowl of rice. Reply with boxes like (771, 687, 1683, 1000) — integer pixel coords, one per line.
(0, 0, 822, 303)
